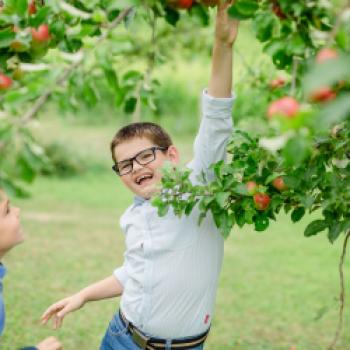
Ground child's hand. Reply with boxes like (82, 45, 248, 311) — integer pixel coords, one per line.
(36, 336, 62, 350)
(41, 294, 85, 329)
(215, 0, 239, 47)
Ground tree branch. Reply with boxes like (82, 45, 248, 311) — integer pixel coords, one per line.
(327, 230, 350, 350)
(20, 7, 133, 125)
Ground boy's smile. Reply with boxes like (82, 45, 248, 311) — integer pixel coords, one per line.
(113, 137, 179, 199)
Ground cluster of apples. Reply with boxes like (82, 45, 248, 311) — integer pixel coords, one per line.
(0, 1, 50, 91)
(246, 177, 287, 211)
(267, 48, 339, 119)
(167, 0, 218, 10)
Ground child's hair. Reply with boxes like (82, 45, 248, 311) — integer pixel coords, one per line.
(110, 122, 173, 163)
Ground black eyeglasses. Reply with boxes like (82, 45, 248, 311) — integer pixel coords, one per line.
(112, 146, 168, 176)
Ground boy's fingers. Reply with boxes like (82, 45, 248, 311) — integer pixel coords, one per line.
(41, 302, 65, 324)
(52, 304, 71, 329)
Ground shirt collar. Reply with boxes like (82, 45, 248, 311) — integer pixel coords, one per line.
(0, 264, 6, 279)
(133, 196, 149, 207)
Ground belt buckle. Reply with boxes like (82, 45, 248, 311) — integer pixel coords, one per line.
(132, 329, 149, 350)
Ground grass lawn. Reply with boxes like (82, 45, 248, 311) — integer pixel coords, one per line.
(2, 119, 350, 349)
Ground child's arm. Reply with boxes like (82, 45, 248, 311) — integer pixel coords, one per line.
(41, 275, 123, 329)
(188, 2, 239, 181)
(208, 0, 239, 98)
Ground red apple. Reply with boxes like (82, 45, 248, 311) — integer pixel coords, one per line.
(254, 193, 271, 211)
(0, 73, 13, 90)
(316, 48, 338, 64)
(31, 24, 50, 43)
(272, 177, 287, 191)
(267, 97, 299, 119)
(310, 86, 336, 103)
(270, 76, 286, 89)
(246, 181, 258, 195)
(168, 0, 193, 9)
(28, 0, 37, 15)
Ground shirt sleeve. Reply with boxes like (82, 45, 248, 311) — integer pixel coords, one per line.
(113, 265, 129, 288)
(187, 89, 235, 184)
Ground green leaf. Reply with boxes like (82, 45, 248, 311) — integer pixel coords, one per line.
(304, 220, 328, 237)
(282, 136, 311, 167)
(189, 4, 209, 27)
(228, 0, 258, 20)
(17, 155, 35, 183)
(291, 207, 305, 223)
(184, 199, 198, 216)
(232, 183, 248, 196)
(218, 211, 234, 239)
(328, 222, 343, 244)
(104, 68, 119, 92)
(317, 93, 350, 128)
(5, 0, 27, 16)
(215, 192, 230, 208)
(235, 209, 245, 228)
(0, 28, 16, 49)
(252, 13, 276, 43)
(28, 6, 51, 27)
(158, 204, 169, 217)
(164, 7, 180, 26)
(254, 213, 269, 232)
(124, 97, 137, 114)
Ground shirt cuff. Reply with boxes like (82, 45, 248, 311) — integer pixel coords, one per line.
(202, 89, 235, 118)
(113, 266, 128, 287)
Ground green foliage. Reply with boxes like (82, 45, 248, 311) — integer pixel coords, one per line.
(154, 117, 350, 244)
(40, 141, 88, 177)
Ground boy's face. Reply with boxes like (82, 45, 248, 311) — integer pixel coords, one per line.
(0, 198, 24, 258)
(114, 137, 180, 199)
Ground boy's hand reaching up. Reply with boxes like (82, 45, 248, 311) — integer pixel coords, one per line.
(208, 0, 239, 98)
(41, 293, 85, 329)
(215, 0, 239, 47)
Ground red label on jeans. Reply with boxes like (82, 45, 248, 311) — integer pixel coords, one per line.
(204, 314, 210, 324)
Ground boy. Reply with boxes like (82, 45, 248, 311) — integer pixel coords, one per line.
(0, 191, 62, 350)
(41, 2, 239, 349)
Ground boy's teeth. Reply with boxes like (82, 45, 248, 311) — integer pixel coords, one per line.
(136, 174, 153, 184)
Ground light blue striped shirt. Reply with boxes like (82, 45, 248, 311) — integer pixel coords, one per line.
(114, 90, 235, 338)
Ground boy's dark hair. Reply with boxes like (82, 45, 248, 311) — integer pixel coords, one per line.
(110, 122, 173, 163)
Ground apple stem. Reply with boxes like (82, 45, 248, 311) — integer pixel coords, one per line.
(327, 230, 350, 350)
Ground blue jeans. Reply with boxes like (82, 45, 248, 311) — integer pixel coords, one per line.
(100, 311, 205, 350)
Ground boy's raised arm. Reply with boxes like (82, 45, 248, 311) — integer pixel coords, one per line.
(208, 0, 239, 98)
(188, 1, 239, 181)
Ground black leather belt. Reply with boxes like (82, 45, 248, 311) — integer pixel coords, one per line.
(119, 310, 210, 350)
